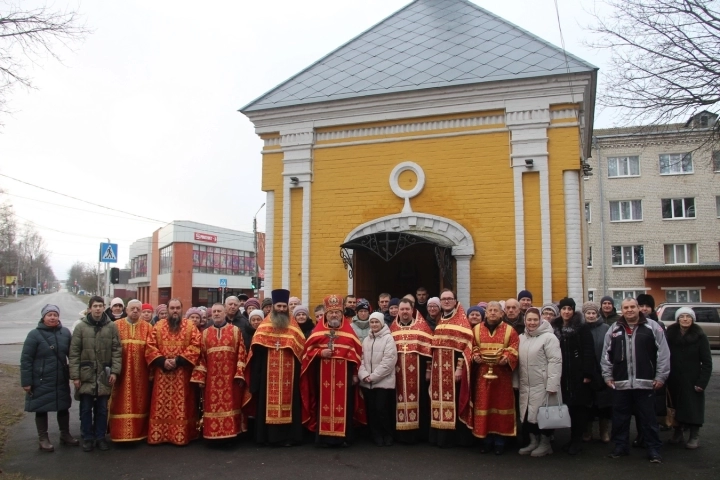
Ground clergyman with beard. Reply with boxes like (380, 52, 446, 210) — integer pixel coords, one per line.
(244, 289, 306, 446)
(145, 298, 202, 445)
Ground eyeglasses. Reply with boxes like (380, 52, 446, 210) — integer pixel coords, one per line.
(440, 298, 454, 302)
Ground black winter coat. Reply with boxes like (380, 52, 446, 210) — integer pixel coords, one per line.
(666, 323, 713, 425)
(552, 313, 596, 406)
(20, 321, 72, 412)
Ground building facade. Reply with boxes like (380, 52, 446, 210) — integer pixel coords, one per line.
(242, 0, 597, 308)
(584, 112, 720, 305)
(128, 221, 265, 308)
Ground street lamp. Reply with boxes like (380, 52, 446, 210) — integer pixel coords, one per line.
(253, 203, 265, 296)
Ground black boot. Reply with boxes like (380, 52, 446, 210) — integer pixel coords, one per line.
(35, 415, 54, 452)
(57, 411, 79, 446)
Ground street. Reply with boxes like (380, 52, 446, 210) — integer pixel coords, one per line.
(0, 290, 87, 345)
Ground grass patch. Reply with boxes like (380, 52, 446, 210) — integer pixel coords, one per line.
(0, 364, 34, 480)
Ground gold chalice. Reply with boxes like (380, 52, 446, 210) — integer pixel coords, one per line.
(481, 350, 503, 380)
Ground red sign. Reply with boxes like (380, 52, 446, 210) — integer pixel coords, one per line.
(194, 232, 217, 243)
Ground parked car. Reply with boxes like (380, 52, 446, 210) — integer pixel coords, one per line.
(657, 303, 720, 348)
(77, 290, 86, 296)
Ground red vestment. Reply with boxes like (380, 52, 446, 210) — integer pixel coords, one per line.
(109, 318, 152, 441)
(471, 321, 519, 438)
(390, 313, 433, 431)
(430, 305, 474, 430)
(301, 319, 366, 437)
(191, 323, 249, 439)
(145, 319, 201, 445)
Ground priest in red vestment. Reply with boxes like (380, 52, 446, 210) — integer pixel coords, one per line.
(109, 300, 152, 442)
(191, 303, 249, 440)
(244, 289, 306, 446)
(390, 298, 433, 444)
(145, 298, 202, 445)
(471, 301, 519, 454)
(301, 294, 366, 447)
(428, 289, 475, 447)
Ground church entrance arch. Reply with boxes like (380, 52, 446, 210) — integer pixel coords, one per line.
(340, 213, 475, 307)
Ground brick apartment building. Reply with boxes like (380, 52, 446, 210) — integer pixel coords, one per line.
(584, 112, 720, 305)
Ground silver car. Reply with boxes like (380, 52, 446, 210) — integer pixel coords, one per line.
(657, 303, 720, 348)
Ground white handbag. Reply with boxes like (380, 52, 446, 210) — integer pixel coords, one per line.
(537, 391, 571, 430)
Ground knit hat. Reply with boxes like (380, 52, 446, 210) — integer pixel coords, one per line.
(261, 298, 272, 308)
(476, 301, 488, 308)
(369, 312, 385, 322)
(245, 298, 261, 310)
(466, 306, 485, 320)
(141, 303, 153, 311)
(517, 290, 533, 301)
(389, 298, 400, 307)
(636, 294, 655, 310)
(356, 299, 370, 311)
(674, 307, 696, 322)
(289, 296, 300, 305)
(558, 297, 576, 312)
(541, 303, 559, 318)
(111, 297, 124, 307)
(427, 297, 441, 308)
(155, 304, 167, 315)
(185, 307, 202, 319)
(237, 294, 249, 301)
(293, 305, 310, 319)
(600, 296, 614, 307)
(582, 301, 600, 315)
(41, 304, 60, 319)
(248, 309, 265, 320)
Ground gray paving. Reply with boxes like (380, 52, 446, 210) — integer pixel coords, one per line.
(243, 0, 595, 112)
(0, 291, 87, 345)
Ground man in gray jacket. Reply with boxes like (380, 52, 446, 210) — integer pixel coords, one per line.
(601, 298, 669, 464)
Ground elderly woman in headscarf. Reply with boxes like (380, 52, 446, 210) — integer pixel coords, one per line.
(666, 307, 712, 449)
(244, 298, 261, 316)
(581, 301, 612, 443)
(185, 307, 204, 330)
(293, 305, 315, 338)
(21, 304, 78, 452)
(151, 304, 168, 326)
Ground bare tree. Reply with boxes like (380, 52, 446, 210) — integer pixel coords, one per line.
(0, 1, 89, 121)
(588, 0, 720, 138)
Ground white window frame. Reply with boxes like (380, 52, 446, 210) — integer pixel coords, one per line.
(607, 156, 641, 178)
(664, 243, 699, 265)
(585, 202, 591, 223)
(611, 245, 645, 267)
(587, 246, 593, 268)
(716, 196, 720, 217)
(609, 200, 643, 222)
(587, 290, 596, 302)
(661, 287, 703, 303)
(659, 153, 693, 175)
(661, 197, 696, 220)
(610, 289, 648, 304)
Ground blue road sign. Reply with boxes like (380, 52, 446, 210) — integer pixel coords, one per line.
(99, 243, 118, 263)
(219, 278, 228, 287)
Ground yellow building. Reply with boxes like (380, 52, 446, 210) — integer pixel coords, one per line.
(242, 0, 597, 308)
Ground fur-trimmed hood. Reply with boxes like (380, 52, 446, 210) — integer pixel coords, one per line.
(666, 321, 705, 346)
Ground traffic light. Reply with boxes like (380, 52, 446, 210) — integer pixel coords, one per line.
(110, 268, 120, 284)
(250, 276, 258, 289)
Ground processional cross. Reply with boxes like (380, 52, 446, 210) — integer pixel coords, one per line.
(325, 329, 338, 352)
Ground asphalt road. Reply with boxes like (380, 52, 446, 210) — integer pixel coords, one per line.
(0, 290, 87, 345)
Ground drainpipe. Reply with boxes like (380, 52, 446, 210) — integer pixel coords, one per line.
(593, 136, 608, 296)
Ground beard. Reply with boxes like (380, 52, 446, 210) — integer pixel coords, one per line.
(270, 311, 290, 329)
(327, 317, 342, 328)
(168, 313, 182, 332)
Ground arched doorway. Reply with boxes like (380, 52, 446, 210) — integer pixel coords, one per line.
(340, 232, 454, 301)
(341, 213, 475, 307)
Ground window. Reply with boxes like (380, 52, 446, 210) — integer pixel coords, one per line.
(659, 153, 693, 175)
(716, 196, 720, 217)
(612, 290, 646, 304)
(612, 245, 644, 266)
(587, 246, 593, 267)
(192, 244, 256, 275)
(713, 151, 720, 172)
(664, 244, 698, 264)
(159, 245, 173, 274)
(610, 200, 642, 221)
(585, 202, 591, 223)
(608, 156, 640, 177)
(661, 198, 695, 219)
(587, 291, 595, 302)
(130, 255, 148, 278)
(665, 289, 701, 303)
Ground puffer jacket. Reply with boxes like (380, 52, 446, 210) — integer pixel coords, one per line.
(20, 320, 73, 412)
(352, 316, 371, 343)
(518, 320, 562, 424)
(69, 312, 122, 396)
(358, 325, 397, 389)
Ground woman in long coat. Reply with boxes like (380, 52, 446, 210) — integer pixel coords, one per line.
(20, 304, 78, 452)
(581, 301, 612, 443)
(517, 308, 561, 457)
(666, 307, 712, 449)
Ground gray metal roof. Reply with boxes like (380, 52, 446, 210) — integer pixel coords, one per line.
(242, 0, 596, 112)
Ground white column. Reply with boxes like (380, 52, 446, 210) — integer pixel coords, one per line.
(539, 167, 552, 304)
(512, 166, 525, 292)
(263, 191, 274, 295)
(564, 170, 583, 303)
(454, 254, 472, 309)
(281, 179, 291, 289)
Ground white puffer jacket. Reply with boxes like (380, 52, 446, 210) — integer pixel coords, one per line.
(358, 324, 397, 389)
(518, 320, 562, 424)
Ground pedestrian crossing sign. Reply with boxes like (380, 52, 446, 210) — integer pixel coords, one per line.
(99, 243, 118, 263)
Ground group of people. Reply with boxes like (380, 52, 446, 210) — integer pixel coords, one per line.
(20, 287, 712, 465)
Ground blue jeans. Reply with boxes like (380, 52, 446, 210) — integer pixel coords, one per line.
(79, 394, 109, 441)
(611, 389, 661, 456)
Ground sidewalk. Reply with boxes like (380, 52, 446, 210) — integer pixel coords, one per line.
(0, 344, 22, 366)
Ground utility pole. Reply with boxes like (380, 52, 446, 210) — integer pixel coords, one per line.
(253, 203, 265, 297)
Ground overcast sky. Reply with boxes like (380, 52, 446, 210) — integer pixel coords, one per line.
(0, 0, 615, 279)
